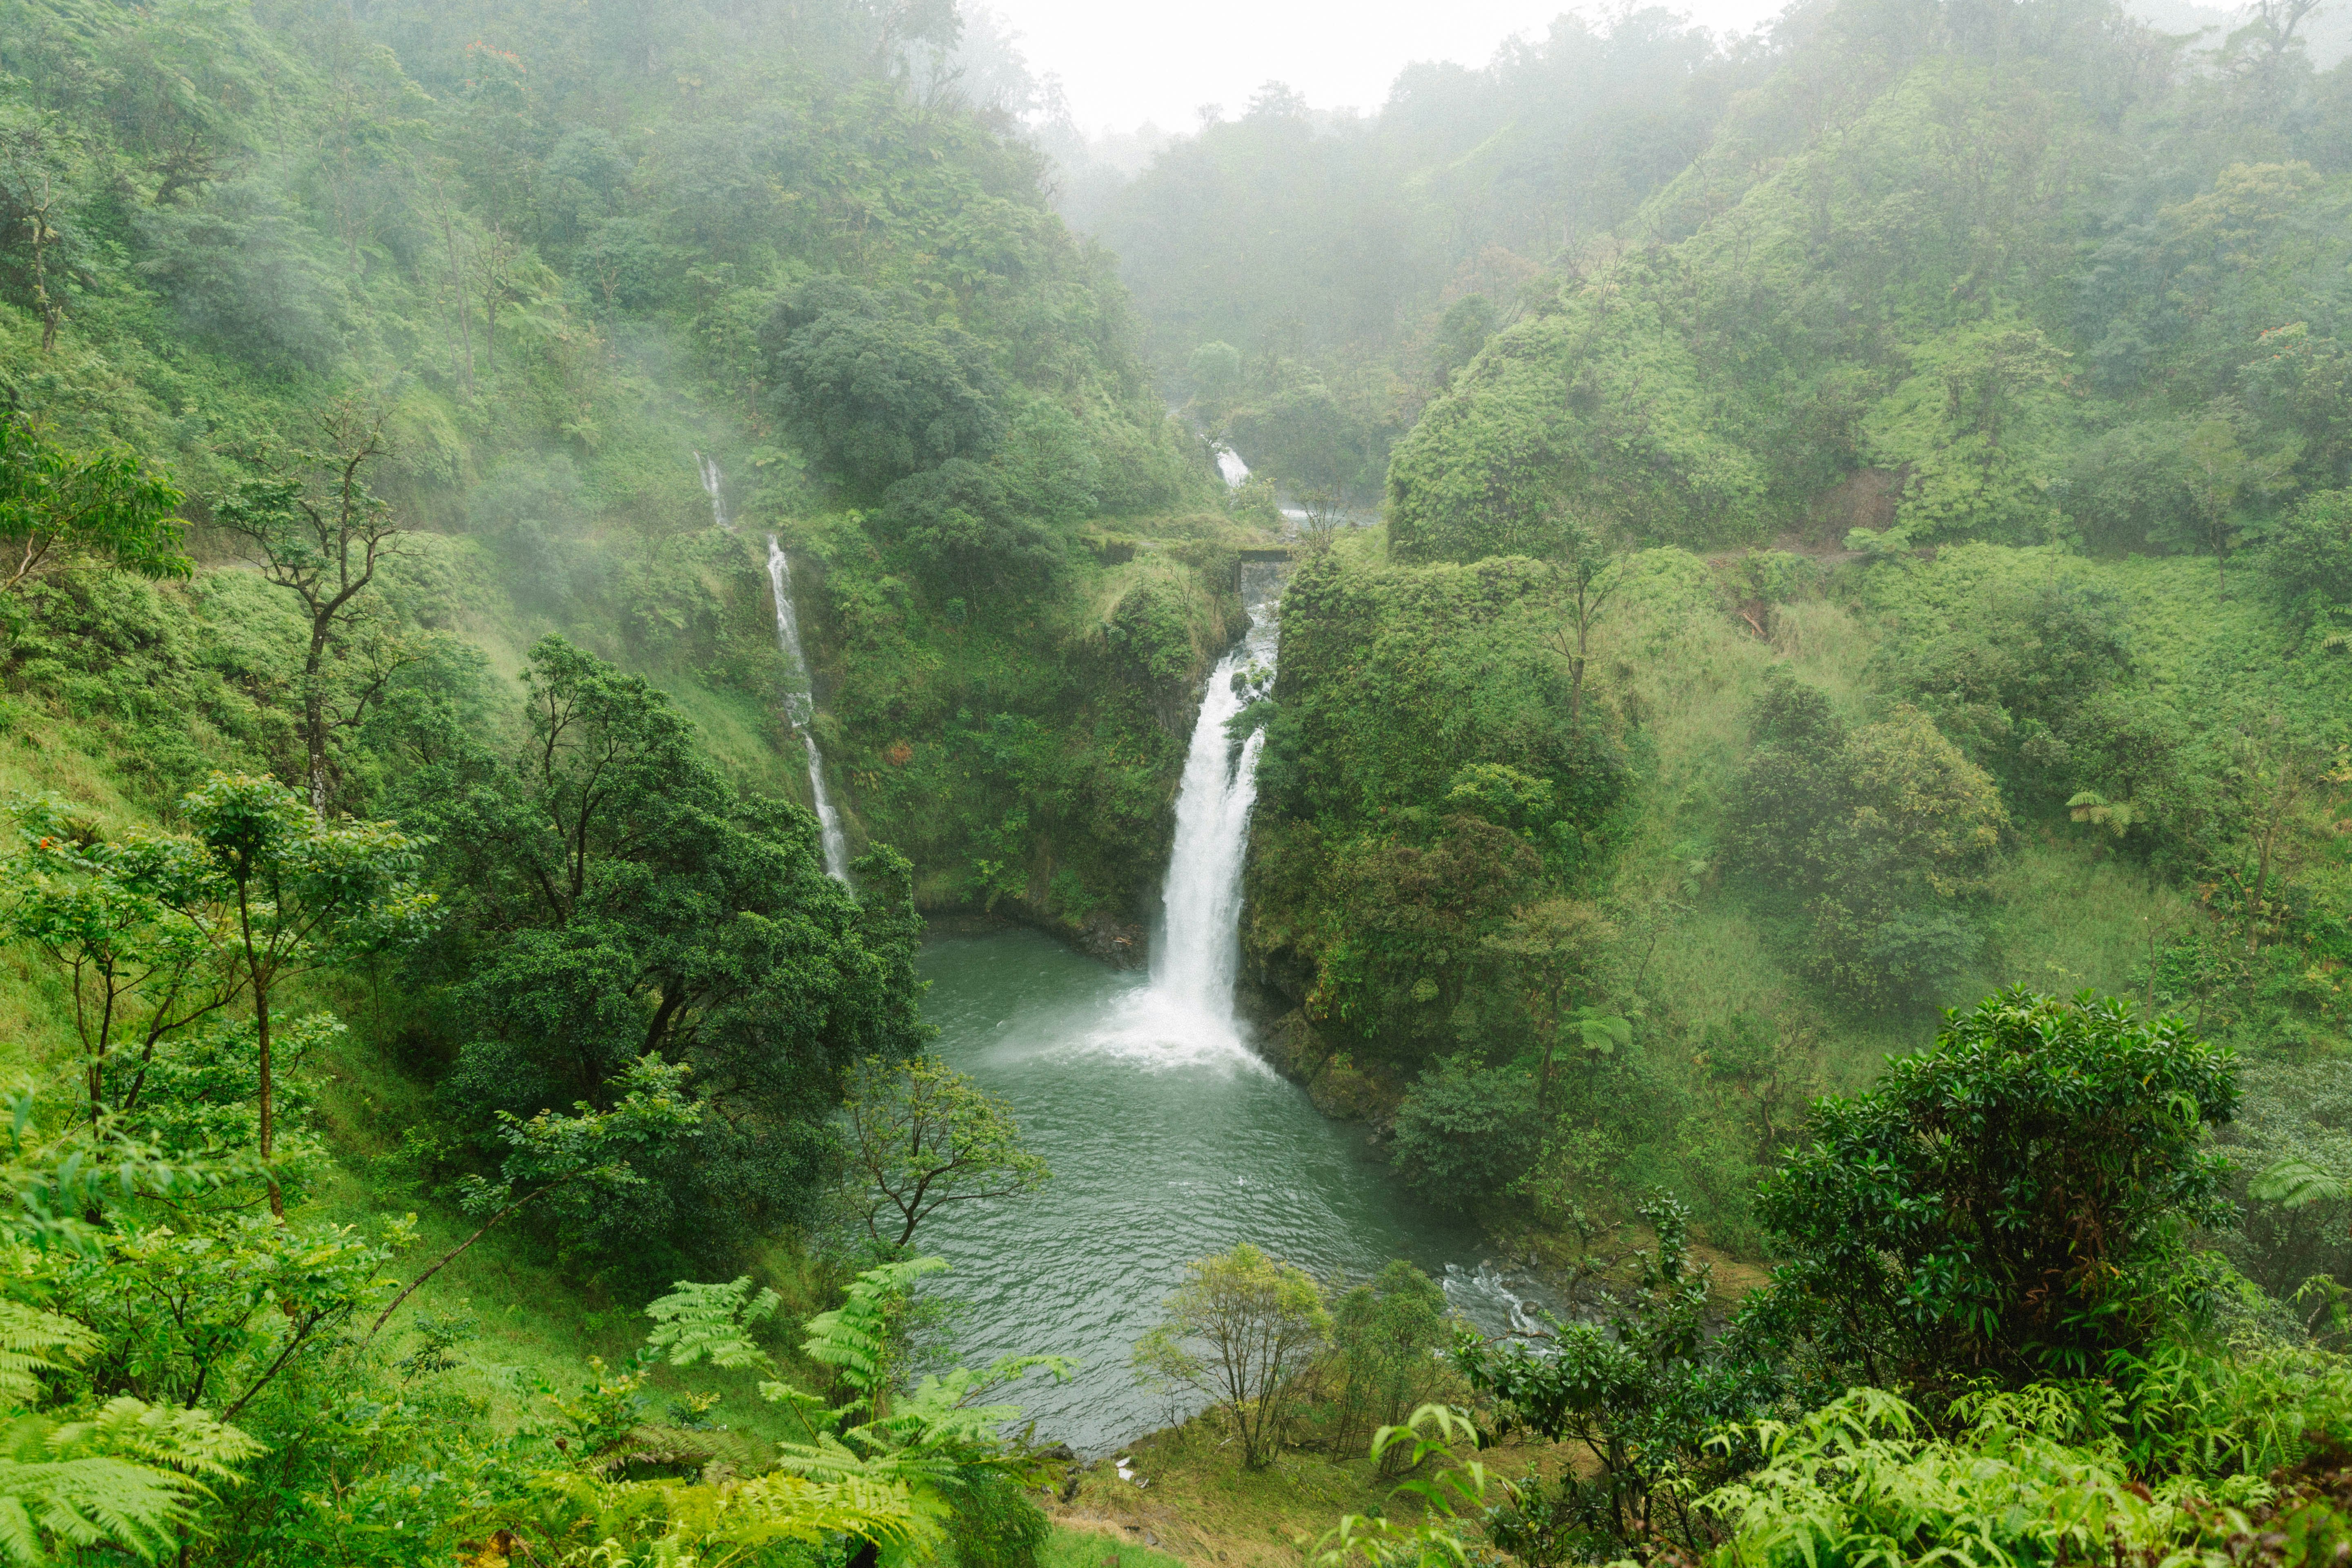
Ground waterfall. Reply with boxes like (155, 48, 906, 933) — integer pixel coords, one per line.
(1091, 562, 1282, 1067)
(1214, 445, 1250, 489)
(696, 452, 733, 532)
(764, 536, 853, 882)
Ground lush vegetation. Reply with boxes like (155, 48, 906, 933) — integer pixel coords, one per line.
(1176, 0, 2352, 1263)
(4, 0, 2352, 1561)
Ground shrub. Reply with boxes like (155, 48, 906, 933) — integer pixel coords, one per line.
(1728, 672, 2007, 1008)
(1327, 1261, 1451, 1466)
(947, 1468, 1053, 1568)
(1388, 1056, 1540, 1210)
(1753, 989, 2240, 1385)
(2261, 488, 2352, 619)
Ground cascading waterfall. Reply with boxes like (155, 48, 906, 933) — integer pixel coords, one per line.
(701, 452, 849, 879)
(1098, 561, 1283, 1066)
(1214, 445, 1250, 488)
(764, 535, 853, 882)
(696, 452, 733, 532)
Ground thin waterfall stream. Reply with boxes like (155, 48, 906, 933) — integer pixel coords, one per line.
(912, 566, 1551, 1453)
(701, 453, 852, 882)
(766, 538, 853, 882)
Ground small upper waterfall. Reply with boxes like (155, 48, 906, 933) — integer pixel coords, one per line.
(696, 452, 733, 532)
(763, 535, 854, 882)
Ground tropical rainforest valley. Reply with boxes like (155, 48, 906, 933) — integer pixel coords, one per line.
(1, 0, 2351, 1561)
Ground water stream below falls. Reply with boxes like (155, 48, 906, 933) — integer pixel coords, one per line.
(914, 567, 1548, 1454)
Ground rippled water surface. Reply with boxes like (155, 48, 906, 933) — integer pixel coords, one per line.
(914, 929, 1517, 1454)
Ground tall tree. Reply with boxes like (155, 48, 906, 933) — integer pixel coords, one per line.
(215, 403, 404, 816)
(404, 638, 930, 1268)
(180, 773, 433, 1216)
(1547, 516, 1624, 734)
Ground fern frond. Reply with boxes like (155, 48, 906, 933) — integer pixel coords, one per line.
(2252, 1157, 2348, 1210)
(0, 1302, 97, 1409)
(0, 1452, 197, 1564)
(643, 1276, 782, 1371)
(802, 1257, 949, 1397)
(58, 1397, 261, 1481)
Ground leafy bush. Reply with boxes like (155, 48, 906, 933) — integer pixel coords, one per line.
(2262, 488, 2352, 621)
(1326, 1261, 1452, 1466)
(1699, 1385, 2206, 1568)
(1727, 672, 2007, 1008)
(947, 1468, 1054, 1568)
(1456, 1194, 1772, 1556)
(1388, 1056, 1540, 1210)
(1753, 989, 2240, 1385)
(881, 459, 1065, 597)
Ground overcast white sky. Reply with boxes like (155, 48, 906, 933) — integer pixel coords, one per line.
(983, 0, 1792, 132)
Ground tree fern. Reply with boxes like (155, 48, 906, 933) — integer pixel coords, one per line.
(2250, 1156, 2348, 1210)
(800, 1256, 947, 1400)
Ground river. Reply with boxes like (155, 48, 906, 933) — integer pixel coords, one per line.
(908, 567, 1540, 1454)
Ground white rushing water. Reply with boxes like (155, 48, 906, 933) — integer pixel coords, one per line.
(763, 535, 853, 882)
(696, 452, 733, 532)
(1080, 563, 1283, 1069)
(1214, 445, 1250, 488)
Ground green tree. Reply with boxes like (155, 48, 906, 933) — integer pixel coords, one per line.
(1480, 896, 1619, 1117)
(1546, 518, 1623, 734)
(406, 638, 929, 1270)
(2177, 416, 2293, 597)
(1328, 1261, 1451, 1469)
(1, 798, 241, 1134)
(1728, 674, 2008, 1007)
(2261, 487, 2352, 619)
(759, 276, 1005, 494)
(1189, 340, 1243, 412)
(1133, 1245, 1331, 1468)
(1753, 989, 2240, 1385)
(179, 773, 433, 1217)
(214, 405, 407, 816)
(0, 412, 188, 591)
(1388, 1058, 1540, 1212)
(838, 1054, 1050, 1254)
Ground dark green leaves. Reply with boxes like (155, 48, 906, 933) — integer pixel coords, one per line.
(760, 276, 1006, 494)
(1754, 987, 2241, 1383)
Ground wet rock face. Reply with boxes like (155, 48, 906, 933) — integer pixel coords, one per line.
(1077, 909, 1145, 969)
(1251, 1007, 1403, 1123)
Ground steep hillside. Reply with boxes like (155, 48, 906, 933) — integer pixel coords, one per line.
(1235, 0, 2352, 1255)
